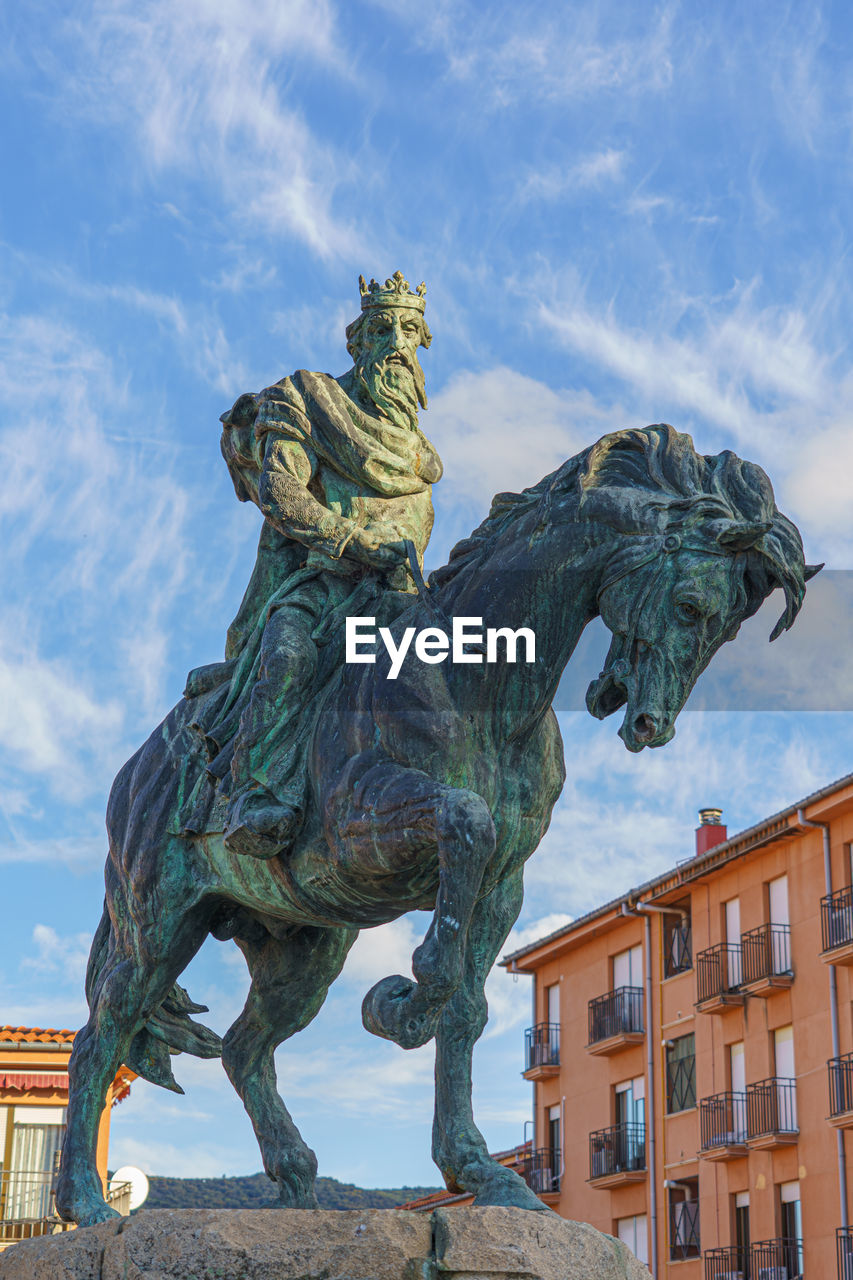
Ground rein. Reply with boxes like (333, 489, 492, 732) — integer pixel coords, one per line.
(595, 531, 733, 604)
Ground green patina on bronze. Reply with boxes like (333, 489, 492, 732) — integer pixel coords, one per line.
(58, 275, 820, 1227)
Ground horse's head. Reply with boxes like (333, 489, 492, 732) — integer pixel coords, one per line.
(580, 426, 821, 752)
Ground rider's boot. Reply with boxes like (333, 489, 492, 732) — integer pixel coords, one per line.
(222, 605, 317, 860)
(223, 785, 301, 860)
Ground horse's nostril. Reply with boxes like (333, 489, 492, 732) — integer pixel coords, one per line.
(633, 714, 657, 741)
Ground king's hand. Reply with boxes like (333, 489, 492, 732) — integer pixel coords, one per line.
(348, 523, 410, 573)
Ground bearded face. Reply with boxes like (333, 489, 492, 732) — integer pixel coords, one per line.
(350, 307, 428, 430)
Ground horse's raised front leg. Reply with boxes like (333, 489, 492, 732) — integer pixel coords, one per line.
(222, 922, 356, 1207)
(432, 868, 548, 1210)
(325, 756, 496, 1050)
(56, 892, 210, 1226)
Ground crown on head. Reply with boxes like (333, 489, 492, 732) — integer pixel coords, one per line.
(358, 270, 427, 314)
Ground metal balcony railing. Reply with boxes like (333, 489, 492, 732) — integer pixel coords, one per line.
(838, 1225, 853, 1279)
(588, 1122, 645, 1180)
(741, 923, 792, 983)
(703, 1244, 751, 1279)
(746, 1077, 798, 1139)
(829, 1052, 853, 1117)
(696, 942, 743, 1003)
(665, 923, 693, 977)
(670, 1197, 701, 1260)
(823, 885, 853, 953)
(0, 1168, 130, 1241)
(524, 1022, 560, 1072)
(699, 1090, 748, 1149)
(518, 1147, 560, 1195)
(587, 986, 644, 1044)
(0, 1170, 68, 1241)
(750, 1236, 803, 1279)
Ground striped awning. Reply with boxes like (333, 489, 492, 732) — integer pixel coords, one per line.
(0, 1072, 68, 1091)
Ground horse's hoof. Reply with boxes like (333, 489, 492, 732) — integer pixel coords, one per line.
(74, 1203, 122, 1228)
(361, 975, 438, 1049)
(470, 1166, 554, 1212)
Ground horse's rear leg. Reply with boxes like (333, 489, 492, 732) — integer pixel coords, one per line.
(56, 901, 209, 1226)
(326, 758, 496, 1050)
(432, 867, 546, 1210)
(222, 923, 356, 1206)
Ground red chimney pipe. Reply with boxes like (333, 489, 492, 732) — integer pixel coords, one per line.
(695, 808, 727, 856)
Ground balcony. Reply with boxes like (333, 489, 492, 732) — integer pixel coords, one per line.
(746, 1077, 798, 1148)
(750, 1237, 803, 1280)
(0, 1169, 72, 1243)
(522, 1022, 560, 1080)
(739, 923, 793, 996)
(839, 1226, 853, 1279)
(699, 1090, 748, 1160)
(695, 943, 745, 1013)
(588, 1122, 646, 1188)
(518, 1147, 560, 1203)
(828, 1053, 853, 1129)
(587, 986, 644, 1055)
(703, 1245, 749, 1279)
(822, 885, 853, 965)
(0, 1167, 130, 1243)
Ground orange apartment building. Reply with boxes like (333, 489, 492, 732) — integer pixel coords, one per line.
(502, 770, 853, 1280)
(0, 1027, 134, 1247)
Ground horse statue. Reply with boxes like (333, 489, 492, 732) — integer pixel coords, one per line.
(57, 423, 818, 1226)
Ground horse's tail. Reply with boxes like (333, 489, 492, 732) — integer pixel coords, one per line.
(86, 901, 222, 1096)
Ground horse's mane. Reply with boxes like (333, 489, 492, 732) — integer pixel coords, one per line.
(431, 424, 812, 641)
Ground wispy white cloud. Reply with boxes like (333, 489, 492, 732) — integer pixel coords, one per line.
(533, 279, 852, 565)
(520, 709, 853, 921)
(0, 644, 122, 793)
(0, 834, 106, 869)
(426, 366, 630, 564)
(518, 149, 627, 204)
(389, 0, 676, 107)
(275, 1041, 435, 1119)
(22, 924, 93, 981)
(44, 0, 365, 258)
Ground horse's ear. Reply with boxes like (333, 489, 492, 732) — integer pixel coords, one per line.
(716, 520, 772, 551)
(804, 562, 824, 581)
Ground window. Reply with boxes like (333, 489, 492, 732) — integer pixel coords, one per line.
(612, 944, 642, 989)
(546, 982, 560, 1027)
(663, 902, 692, 977)
(617, 1215, 649, 1266)
(768, 874, 792, 973)
(666, 1034, 696, 1112)
(779, 1181, 804, 1279)
(733, 1191, 750, 1275)
(724, 897, 742, 986)
(3, 1105, 66, 1223)
(546, 1103, 561, 1191)
(669, 1177, 700, 1260)
(615, 1076, 645, 1128)
(773, 1024, 798, 1131)
(730, 1040, 746, 1094)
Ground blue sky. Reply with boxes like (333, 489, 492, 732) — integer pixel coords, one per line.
(2, 0, 853, 1188)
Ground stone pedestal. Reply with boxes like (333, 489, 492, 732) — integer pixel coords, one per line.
(0, 1207, 652, 1279)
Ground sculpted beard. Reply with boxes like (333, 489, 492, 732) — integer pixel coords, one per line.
(356, 340, 426, 431)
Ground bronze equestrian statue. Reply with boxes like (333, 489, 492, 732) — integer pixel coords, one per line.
(57, 273, 820, 1227)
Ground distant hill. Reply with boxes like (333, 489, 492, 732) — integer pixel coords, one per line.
(140, 1172, 440, 1211)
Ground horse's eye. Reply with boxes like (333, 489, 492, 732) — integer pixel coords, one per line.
(676, 600, 702, 623)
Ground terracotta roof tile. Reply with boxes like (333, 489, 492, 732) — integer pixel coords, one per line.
(0, 1026, 76, 1045)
